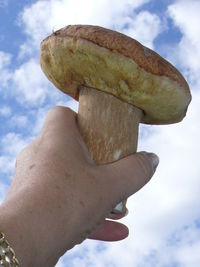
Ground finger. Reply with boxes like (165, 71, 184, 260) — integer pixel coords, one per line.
(88, 220, 129, 241)
(39, 106, 92, 162)
(101, 152, 159, 204)
(42, 106, 77, 137)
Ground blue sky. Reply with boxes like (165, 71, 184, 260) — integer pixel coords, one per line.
(0, 0, 200, 266)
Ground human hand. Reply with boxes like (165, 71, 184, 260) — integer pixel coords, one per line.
(0, 106, 159, 266)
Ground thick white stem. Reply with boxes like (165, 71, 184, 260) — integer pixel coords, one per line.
(77, 86, 143, 213)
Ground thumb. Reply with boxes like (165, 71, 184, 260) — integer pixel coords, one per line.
(102, 152, 159, 204)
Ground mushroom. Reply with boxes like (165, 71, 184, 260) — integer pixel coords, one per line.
(40, 25, 191, 214)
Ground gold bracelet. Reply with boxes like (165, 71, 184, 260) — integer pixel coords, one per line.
(0, 230, 20, 267)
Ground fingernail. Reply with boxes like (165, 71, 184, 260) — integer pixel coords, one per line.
(125, 208, 129, 216)
(146, 153, 159, 172)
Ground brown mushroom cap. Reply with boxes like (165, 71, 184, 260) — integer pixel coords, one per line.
(40, 25, 191, 124)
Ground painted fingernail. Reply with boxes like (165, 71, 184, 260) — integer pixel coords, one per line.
(146, 153, 159, 172)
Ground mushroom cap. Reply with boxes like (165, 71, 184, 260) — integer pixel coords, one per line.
(40, 25, 191, 124)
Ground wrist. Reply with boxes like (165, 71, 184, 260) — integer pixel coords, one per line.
(0, 185, 76, 267)
(0, 230, 20, 266)
(0, 199, 37, 267)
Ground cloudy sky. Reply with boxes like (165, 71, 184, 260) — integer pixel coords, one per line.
(0, 0, 199, 266)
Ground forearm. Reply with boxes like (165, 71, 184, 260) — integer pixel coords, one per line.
(0, 193, 60, 267)
(0, 199, 37, 267)
(0, 180, 83, 267)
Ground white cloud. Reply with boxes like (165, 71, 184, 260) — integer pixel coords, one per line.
(0, 52, 63, 106)
(0, 51, 11, 69)
(18, 0, 158, 56)
(0, 51, 12, 88)
(0, 132, 32, 179)
(122, 11, 162, 48)
(0, 155, 15, 175)
(176, 240, 200, 267)
(31, 107, 50, 136)
(168, 0, 200, 83)
(29, 99, 78, 139)
(0, 105, 11, 117)
(12, 59, 50, 105)
(9, 115, 28, 129)
(1, 132, 29, 156)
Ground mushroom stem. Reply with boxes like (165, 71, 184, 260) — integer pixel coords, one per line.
(77, 86, 143, 214)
